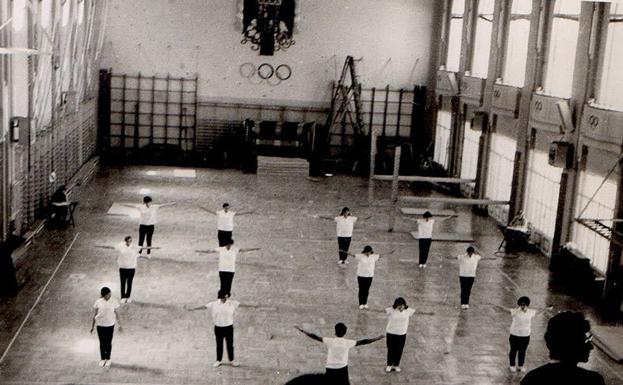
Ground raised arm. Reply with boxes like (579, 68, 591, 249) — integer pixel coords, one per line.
(355, 334, 384, 346)
(198, 206, 217, 215)
(294, 326, 323, 342)
(239, 247, 261, 253)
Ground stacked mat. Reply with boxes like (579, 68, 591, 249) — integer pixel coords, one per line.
(256, 156, 309, 177)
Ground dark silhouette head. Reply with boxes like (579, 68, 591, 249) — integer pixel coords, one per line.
(100, 287, 111, 297)
(466, 246, 475, 254)
(423, 211, 432, 218)
(340, 207, 350, 216)
(334, 323, 347, 337)
(393, 297, 408, 309)
(362, 245, 373, 254)
(517, 296, 531, 307)
(143, 196, 152, 204)
(544, 312, 593, 363)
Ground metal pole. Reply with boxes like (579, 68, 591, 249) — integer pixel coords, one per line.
(388, 146, 402, 232)
(368, 126, 377, 204)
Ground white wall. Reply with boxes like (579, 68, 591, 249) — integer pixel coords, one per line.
(101, 0, 437, 105)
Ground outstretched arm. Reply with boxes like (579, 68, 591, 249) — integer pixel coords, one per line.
(535, 305, 554, 315)
(187, 305, 208, 311)
(160, 202, 177, 208)
(294, 326, 323, 342)
(437, 215, 455, 222)
(119, 203, 139, 209)
(491, 303, 512, 313)
(95, 245, 115, 250)
(355, 334, 384, 346)
(199, 206, 217, 215)
(317, 215, 334, 221)
(196, 249, 217, 254)
(239, 248, 261, 253)
(236, 209, 255, 216)
(339, 250, 356, 257)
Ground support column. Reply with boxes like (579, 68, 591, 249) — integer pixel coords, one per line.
(604, 156, 623, 314)
(388, 146, 401, 232)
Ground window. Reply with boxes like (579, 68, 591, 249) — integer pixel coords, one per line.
(542, 0, 581, 98)
(434, 109, 452, 170)
(524, 150, 563, 249)
(460, 120, 480, 181)
(469, 0, 494, 78)
(485, 133, 516, 223)
(446, 0, 465, 72)
(571, 171, 617, 274)
(501, 0, 532, 86)
(598, 2, 623, 110)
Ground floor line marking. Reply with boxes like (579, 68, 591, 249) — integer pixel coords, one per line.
(493, 265, 521, 291)
(0, 232, 80, 365)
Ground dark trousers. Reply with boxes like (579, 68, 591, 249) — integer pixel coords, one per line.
(337, 237, 351, 261)
(119, 268, 135, 299)
(219, 271, 235, 296)
(418, 238, 432, 264)
(509, 335, 530, 366)
(386, 333, 407, 366)
(218, 230, 233, 247)
(459, 276, 475, 305)
(325, 366, 349, 385)
(138, 224, 155, 253)
(214, 325, 234, 361)
(96, 325, 114, 360)
(357, 276, 373, 305)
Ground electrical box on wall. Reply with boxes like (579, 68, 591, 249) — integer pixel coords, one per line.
(10, 117, 29, 146)
(548, 141, 573, 168)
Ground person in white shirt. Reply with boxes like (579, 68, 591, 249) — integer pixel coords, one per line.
(196, 240, 260, 295)
(412, 211, 452, 268)
(342, 245, 385, 309)
(385, 297, 416, 373)
(121, 196, 175, 255)
(320, 207, 366, 265)
(188, 290, 240, 367)
(200, 203, 255, 247)
(447, 246, 495, 309)
(492, 296, 552, 373)
(96, 236, 157, 303)
(295, 323, 383, 385)
(90, 287, 122, 368)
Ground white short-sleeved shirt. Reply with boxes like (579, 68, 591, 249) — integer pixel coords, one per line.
(335, 216, 357, 237)
(510, 308, 537, 337)
(322, 337, 357, 369)
(217, 210, 235, 231)
(385, 307, 416, 335)
(139, 205, 159, 225)
(93, 298, 119, 327)
(355, 254, 380, 277)
(218, 246, 239, 272)
(206, 300, 240, 327)
(458, 253, 482, 277)
(116, 242, 139, 269)
(417, 219, 435, 239)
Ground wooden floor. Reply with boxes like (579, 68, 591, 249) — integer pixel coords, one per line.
(1, 165, 622, 385)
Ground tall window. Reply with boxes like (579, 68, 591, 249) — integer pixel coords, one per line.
(524, 150, 563, 249)
(501, 0, 532, 86)
(446, 0, 465, 72)
(434, 109, 452, 170)
(571, 171, 617, 274)
(470, 0, 494, 78)
(486, 133, 516, 223)
(460, 120, 480, 181)
(598, 3, 623, 110)
(542, 0, 581, 98)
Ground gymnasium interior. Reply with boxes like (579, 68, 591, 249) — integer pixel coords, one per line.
(1, 0, 623, 384)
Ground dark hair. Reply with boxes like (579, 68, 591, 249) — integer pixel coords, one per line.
(466, 246, 475, 253)
(223, 203, 230, 208)
(393, 297, 407, 309)
(334, 322, 347, 337)
(227, 239, 235, 246)
(100, 287, 111, 297)
(545, 312, 592, 362)
(124, 235, 132, 242)
(517, 296, 530, 306)
(284, 374, 326, 385)
(423, 211, 432, 218)
(143, 196, 152, 204)
(217, 289, 229, 299)
(340, 207, 350, 215)
(362, 245, 373, 254)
